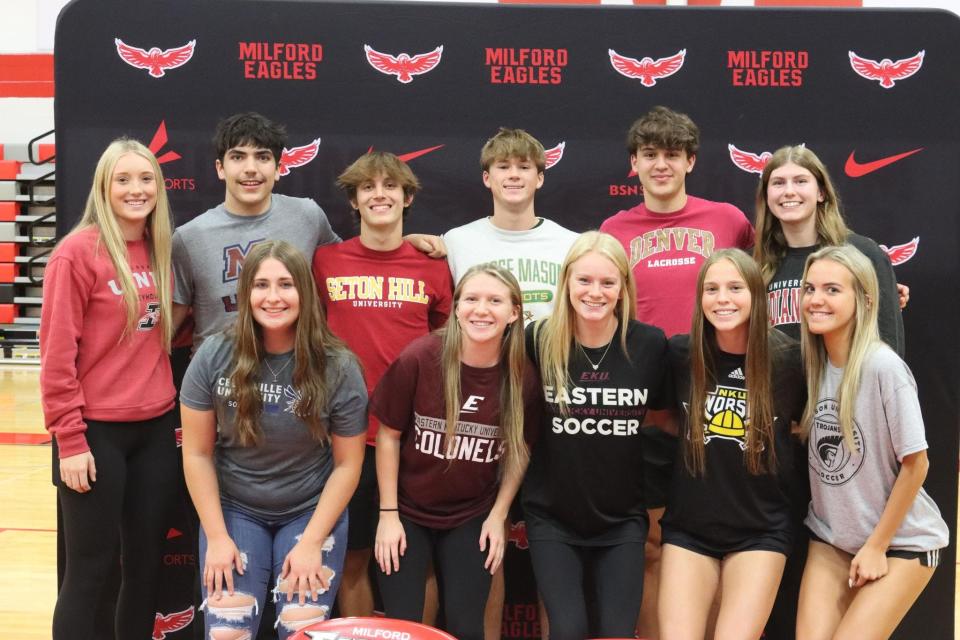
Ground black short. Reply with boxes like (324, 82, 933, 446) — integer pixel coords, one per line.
(642, 425, 677, 509)
(662, 525, 791, 559)
(806, 528, 942, 568)
(346, 445, 379, 550)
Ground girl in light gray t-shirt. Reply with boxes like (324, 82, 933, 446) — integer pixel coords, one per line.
(797, 245, 947, 640)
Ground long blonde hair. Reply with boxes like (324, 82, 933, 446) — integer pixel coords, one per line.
(800, 245, 881, 452)
(440, 264, 528, 474)
(533, 231, 637, 415)
(754, 145, 849, 282)
(229, 241, 353, 447)
(686, 249, 781, 476)
(68, 138, 174, 349)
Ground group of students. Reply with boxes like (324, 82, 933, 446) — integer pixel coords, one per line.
(40, 106, 948, 640)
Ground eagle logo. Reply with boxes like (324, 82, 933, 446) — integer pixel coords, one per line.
(608, 48, 686, 87)
(115, 38, 196, 78)
(544, 142, 565, 170)
(879, 237, 919, 266)
(279, 138, 321, 176)
(848, 50, 925, 89)
(728, 144, 772, 175)
(152, 606, 194, 639)
(364, 45, 443, 83)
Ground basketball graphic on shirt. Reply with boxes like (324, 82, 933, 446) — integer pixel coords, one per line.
(808, 398, 864, 486)
(702, 384, 748, 450)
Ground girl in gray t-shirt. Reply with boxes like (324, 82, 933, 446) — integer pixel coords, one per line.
(797, 245, 947, 640)
(180, 241, 367, 640)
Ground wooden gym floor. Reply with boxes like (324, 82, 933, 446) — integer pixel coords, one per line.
(0, 362, 956, 639)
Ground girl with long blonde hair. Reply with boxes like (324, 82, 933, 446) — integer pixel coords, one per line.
(658, 249, 805, 640)
(797, 244, 947, 640)
(180, 241, 367, 639)
(40, 139, 178, 639)
(372, 263, 538, 640)
(755, 144, 904, 355)
(523, 231, 671, 639)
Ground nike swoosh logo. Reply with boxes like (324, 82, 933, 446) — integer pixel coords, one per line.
(398, 145, 444, 162)
(365, 144, 444, 162)
(845, 148, 923, 178)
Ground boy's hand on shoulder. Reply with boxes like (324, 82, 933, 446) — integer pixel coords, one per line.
(404, 233, 447, 259)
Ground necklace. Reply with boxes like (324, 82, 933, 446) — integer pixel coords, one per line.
(263, 354, 293, 382)
(578, 340, 612, 371)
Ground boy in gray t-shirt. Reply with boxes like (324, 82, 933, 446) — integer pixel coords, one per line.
(172, 112, 340, 350)
(172, 112, 444, 351)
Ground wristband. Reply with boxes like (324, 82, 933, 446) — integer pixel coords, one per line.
(379, 508, 399, 511)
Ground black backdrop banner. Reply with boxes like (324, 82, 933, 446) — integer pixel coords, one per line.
(55, 1, 958, 638)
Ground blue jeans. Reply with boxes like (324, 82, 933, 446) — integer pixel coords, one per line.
(199, 504, 348, 640)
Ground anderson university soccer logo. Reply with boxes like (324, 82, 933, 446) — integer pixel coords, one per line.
(808, 398, 864, 486)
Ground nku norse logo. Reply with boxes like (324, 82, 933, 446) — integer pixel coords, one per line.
(701, 384, 749, 450)
(115, 38, 196, 78)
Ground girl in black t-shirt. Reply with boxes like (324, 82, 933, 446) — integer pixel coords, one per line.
(659, 248, 804, 640)
(372, 263, 536, 640)
(753, 144, 905, 354)
(524, 231, 670, 639)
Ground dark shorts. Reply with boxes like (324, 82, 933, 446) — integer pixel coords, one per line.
(346, 445, 379, 550)
(806, 528, 942, 568)
(642, 425, 677, 509)
(662, 524, 792, 559)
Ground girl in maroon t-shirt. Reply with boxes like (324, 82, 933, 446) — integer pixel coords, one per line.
(40, 139, 178, 640)
(371, 263, 539, 640)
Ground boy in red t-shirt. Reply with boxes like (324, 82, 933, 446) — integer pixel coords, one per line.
(600, 106, 754, 638)
(312, 151, 453, 619)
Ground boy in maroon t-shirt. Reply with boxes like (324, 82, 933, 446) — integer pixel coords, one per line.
(600, 106, 754, 638)
(312, 151, 452, 619)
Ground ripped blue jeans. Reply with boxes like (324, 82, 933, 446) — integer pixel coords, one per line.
(199, 504, 348, 640)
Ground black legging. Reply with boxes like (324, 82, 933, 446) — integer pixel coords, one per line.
(378, 513, 491, 640)
(529, 537, 647, 640)
(53, 411, 179, 640)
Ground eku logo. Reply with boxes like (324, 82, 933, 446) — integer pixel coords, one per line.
(461, 395, 485, 414)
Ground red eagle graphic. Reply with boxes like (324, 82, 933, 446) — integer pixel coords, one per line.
(153, 606, 194, 639)
(879, 237, 919, 266)
(364, 45, 443, 83)
(279, 138, 321, 176)
(115, 38, 196, 78)
(728, 144, 771, 175)
(545, 142, 565, 170)
(848, 50, 925, 89)
(608, 48, 686, 87)
(507, 521, 529, 550)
